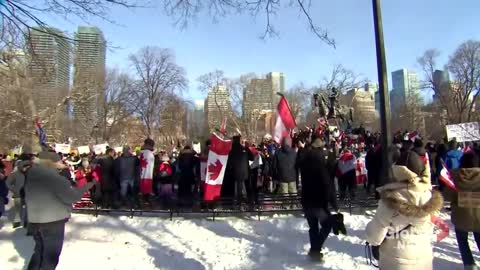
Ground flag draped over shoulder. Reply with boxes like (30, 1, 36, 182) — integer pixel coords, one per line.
(204, 133, 232, 201)
(273, 96, 296, 144)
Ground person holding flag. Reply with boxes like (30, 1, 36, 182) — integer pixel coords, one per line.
(447, 151, 480, 270)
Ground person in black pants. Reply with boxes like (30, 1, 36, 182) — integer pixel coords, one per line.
(296, 137, 338, 261)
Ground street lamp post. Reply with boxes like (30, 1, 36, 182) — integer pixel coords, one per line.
(372, 0, 392, 182)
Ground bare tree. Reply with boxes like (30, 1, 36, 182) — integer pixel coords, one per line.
(99, 68, 137, 143)
(129, 46, 188, 138)
(284, 82, 313, 123)
(162, 0, 335, 47)
(0, 1, 143, 36)
(418, 41, 480, 123)
(320, 64, 366, 93)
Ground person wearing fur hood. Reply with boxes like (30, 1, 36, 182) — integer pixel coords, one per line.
(365, 146, 444, 270)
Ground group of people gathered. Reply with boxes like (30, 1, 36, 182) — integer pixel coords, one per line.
(0, 129, 479, 270)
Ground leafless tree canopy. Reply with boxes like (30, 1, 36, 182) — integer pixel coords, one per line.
(0, 0, 143, 34)
(129, 46, 188, 137)
(418, 40, 480, 124)
(320, 64, 366, 93)
(162, 0, 335, 47)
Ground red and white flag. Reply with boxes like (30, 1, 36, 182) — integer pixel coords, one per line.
(204, 133, 232, 201)
(439, 160, 456, 190)
(273, 96, 296, 143)
(406, 131, 420, 142)
(139, 149, 155, 194)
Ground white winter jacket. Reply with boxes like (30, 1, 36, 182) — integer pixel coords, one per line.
(365, 165, 443, 270)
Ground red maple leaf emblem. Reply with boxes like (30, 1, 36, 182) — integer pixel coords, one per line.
(208, 159, 223, 181)
(139, 153, 148, 169)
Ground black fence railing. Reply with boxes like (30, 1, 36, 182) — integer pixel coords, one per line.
(73, 191, 379, 221)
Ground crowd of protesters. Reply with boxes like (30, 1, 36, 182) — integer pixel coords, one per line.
(1, 126, 480, 270)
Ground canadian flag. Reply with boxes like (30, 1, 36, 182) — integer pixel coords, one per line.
(439, 160, 457, 191)
(139, 149, 155, 194)
(405, 131, 420, 142)
(273, 95, 296, 143)
(204, 133, 233, 201)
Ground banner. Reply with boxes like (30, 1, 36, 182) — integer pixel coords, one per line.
(446, 122, 480, 142)
(93, 143, 108, 155)
(204, 133, 232, 201)
(77, 146, 91, 155)
(114, 146, 123, 153)
(55, 144, 71, 154)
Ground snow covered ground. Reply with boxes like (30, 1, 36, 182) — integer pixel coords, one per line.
(0, 210, 477, 270)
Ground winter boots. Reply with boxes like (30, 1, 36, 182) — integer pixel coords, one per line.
(308, 250, 324, 262)
(331, 213, 347, 235)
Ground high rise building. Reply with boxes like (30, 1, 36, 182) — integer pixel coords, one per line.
(390, 69, 420, 116)
(432, 69, 451, 103)
(28, 27, 70, 113)
(244, 72, 285, 116)
(189, 100, 206, 138)
(72, 26, 106, 131)
(205, 85, 232, 132)
(243, 72, 285, 134)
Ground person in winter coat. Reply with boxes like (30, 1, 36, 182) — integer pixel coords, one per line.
(297, 137, 338, 260)
(138, 139, 156, 206)
(365, 146, 444, 270)
(6, 154, 32, 228)
(337, 148, 357, 200)
(273, 137, 298, 194)
(25, 151, 95, 270)
(223, 136, 254, 201)
(178, 146, 198, 205)
(366, 143, 381, 195)
(115, 146, 139, 206)
(0, 161, 8, 218)
(158, 154, 174, 206)
(445, 140, 463, 171)
(97, 148, 116, 208)
(447, 152, 480, 270)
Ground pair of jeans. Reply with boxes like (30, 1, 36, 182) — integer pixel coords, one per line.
(278, 181, 298, 194)
(455, 228, 480, 267)
(120, 179, 134, 198)
(304, 208, 332, 252)
(27, 220, 66, 270)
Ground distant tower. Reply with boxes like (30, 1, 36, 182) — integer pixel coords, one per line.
(205, 85, 232, 132)
(72, 26, 106, 132)
(28, 27, 70, 114)
(390, 69, 420, 116)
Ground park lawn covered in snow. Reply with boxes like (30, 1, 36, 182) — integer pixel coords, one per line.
(0, 211, 476, 270)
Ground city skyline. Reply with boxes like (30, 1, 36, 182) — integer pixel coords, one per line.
(38, 0, 480, 103)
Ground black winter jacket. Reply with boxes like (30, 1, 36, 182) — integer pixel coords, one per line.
(273, 146, 297, 183)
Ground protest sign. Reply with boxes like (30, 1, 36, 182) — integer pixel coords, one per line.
(446, 122, 480, 142)
(77, 146, 91, 155)
(55, 144, 71, 154)
(93, 143, 109, 155)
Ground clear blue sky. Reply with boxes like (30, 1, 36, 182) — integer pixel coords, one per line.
(45, 0, 480, 103)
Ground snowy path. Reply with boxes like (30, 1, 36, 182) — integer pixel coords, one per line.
(0, 211, 476, 270)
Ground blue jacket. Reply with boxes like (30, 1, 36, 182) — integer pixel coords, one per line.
(444, 150, 463, 171)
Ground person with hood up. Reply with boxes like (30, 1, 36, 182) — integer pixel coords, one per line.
(273, 137, 298, 194)
(365, 145, 444, 270)
(223, 136, 254, 202)
(6, 153, 32, 228)
(445, 139, 463, 171)
(24, 151, 95, 270)
(337, 148, 357, 200)
(115, 146, 139, 207)
(447, 152, 480, 270)
(296, 136, 339, 261)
